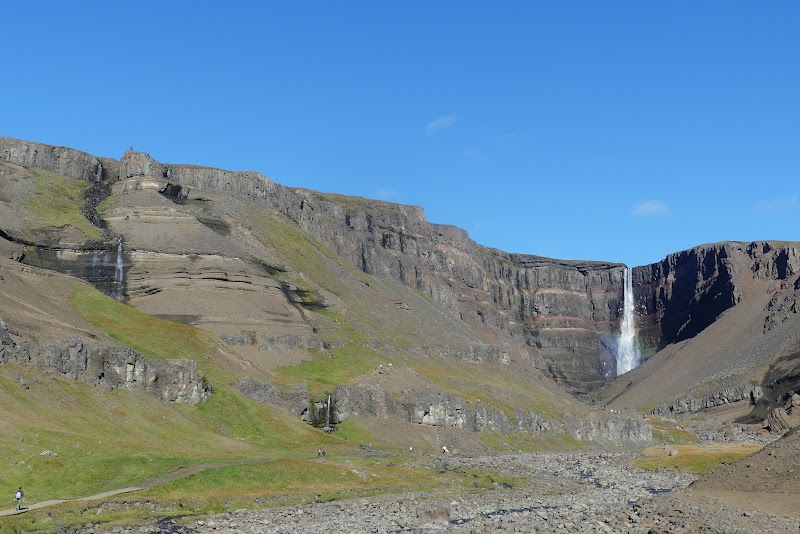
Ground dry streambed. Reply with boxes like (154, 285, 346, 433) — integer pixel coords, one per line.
(79, 449, 798, 534)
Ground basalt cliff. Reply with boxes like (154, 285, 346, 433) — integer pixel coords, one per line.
(2, 136, 800, 432)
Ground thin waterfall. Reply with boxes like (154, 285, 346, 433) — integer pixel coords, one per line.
(113, 237, 124, 300)
(95, 161, 103, 182)
(323, 395, 332, 433)
(616, 267, 639, 375)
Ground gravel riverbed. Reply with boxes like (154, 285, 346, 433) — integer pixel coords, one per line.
(80, 447, 800, 534)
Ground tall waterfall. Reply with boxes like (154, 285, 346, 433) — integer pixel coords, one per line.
(616, 267, 639, 375)
(95, 161, 103, 182)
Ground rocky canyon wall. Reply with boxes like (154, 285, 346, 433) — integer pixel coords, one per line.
(4, 138, 800, 394)
(634, 241, 800, 353)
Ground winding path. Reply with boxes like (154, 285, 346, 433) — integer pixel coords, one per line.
(0, 463, 239, 517)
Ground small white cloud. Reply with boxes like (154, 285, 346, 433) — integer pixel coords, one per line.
(426, 114, 456, 135)
(632, 200, 669, 217)
(374, 188, 397, 201)
(754, 195, 798, 213)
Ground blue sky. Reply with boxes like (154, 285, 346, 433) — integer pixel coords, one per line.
(2, 2, 798, 267)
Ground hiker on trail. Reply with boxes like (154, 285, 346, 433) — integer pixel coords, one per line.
(409, 446, 413, 456)
(14, 487, 23, 511)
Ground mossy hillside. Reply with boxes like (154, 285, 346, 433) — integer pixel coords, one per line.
(16, 168, 103, 240)
(410, 357, 577, 421)
(240, 205, 362, 290)
(340, 415, 586, 456)
(330, 417, 444, 456)
(273, 312, 572, 425)
(2, 456, 518, 532)
(240, 206, 401, 342)
(95, 189, 121, 214)
(236, 203, 575, 426)
(275, 346, 388, 399)
(273, 310, 389, 397)
(0, 362, 517, 532)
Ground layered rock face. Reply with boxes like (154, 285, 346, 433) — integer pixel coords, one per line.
(0, 137, 107, 183)
(109, 143, 632, 391)
(634, 241, 800, 353)
(3, 137, 800, 396)
(329, 381, 652, 444)
(331, 381, 555, 435)
(0, 318, 207, 403)
(238, 370, 653, 444)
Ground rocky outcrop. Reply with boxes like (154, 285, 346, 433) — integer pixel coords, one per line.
(0, 137, 108, 183)
(331, 381, 651, 444)
(765, 274, 800, 332)
(564, 414, 653, 444)
(0, 318, 208, 403)
(747, 354, 800, 433)
(120, 148, 278, 202)
(241, 363, 566, 437)
(651, 384, 764, 416)
(763, 407, 795, 433)
(332, 382, 539, 433)
(238, 377, 309, 416)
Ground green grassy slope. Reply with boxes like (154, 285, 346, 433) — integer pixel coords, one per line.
(0, 276, 550, 531)
(0, 168, 587, 531)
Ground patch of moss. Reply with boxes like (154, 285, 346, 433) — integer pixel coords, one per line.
(631, 443, 762, 474)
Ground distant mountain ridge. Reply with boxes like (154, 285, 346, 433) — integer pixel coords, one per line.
(2, 136, 799, 410)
